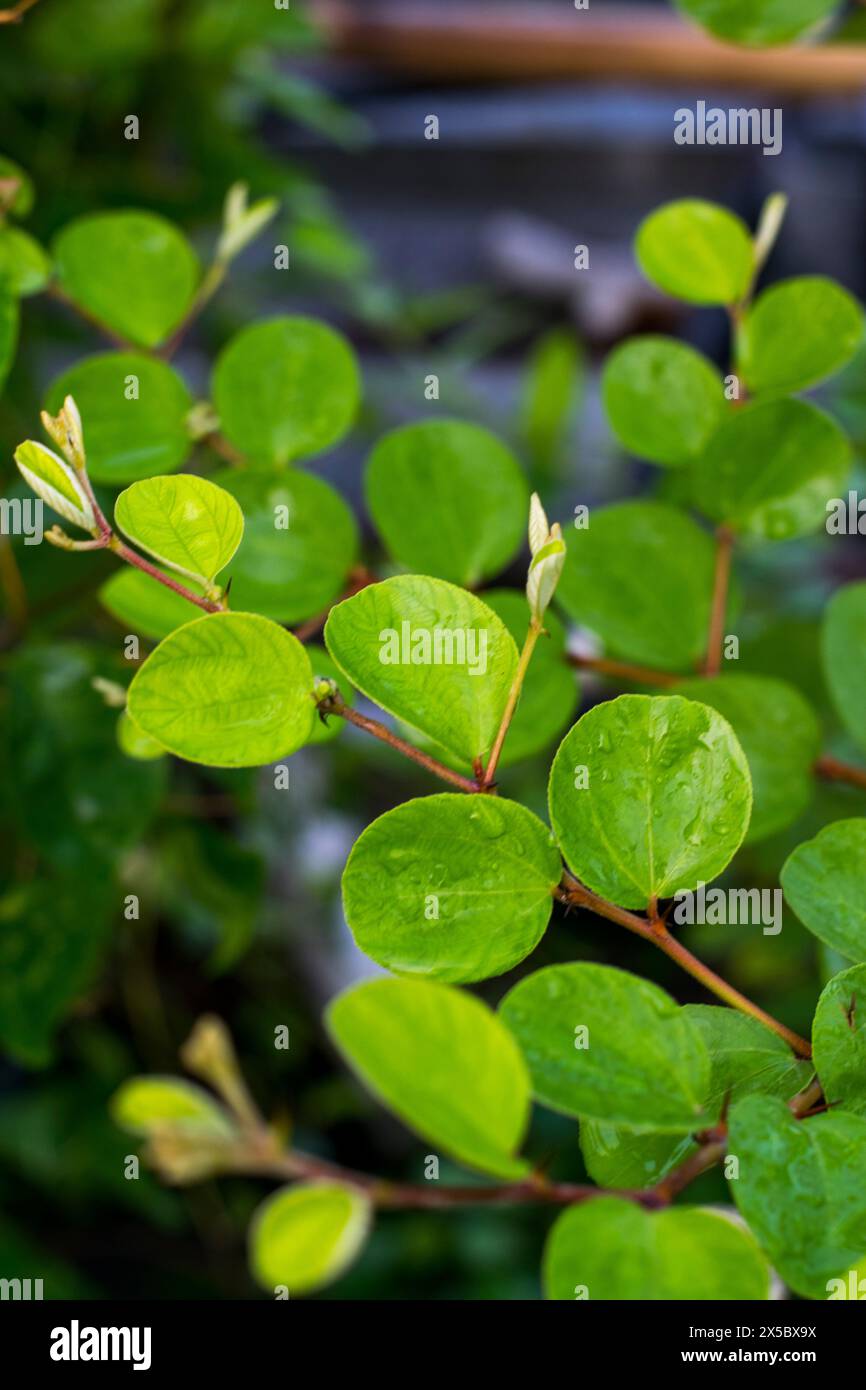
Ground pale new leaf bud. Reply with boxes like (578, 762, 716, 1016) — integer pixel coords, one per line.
(526, 493, 566, 622)
(217, 182, 279, 264)
(41, 395, 85, 471)
(14, 440, 96, 533)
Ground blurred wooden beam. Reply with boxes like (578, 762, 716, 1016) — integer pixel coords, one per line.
(312, 1, 866, 95)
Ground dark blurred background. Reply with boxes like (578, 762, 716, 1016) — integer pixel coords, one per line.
(1, 0, 865, 1300)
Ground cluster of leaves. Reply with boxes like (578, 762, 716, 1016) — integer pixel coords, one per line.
(9, 160, 866, 1303)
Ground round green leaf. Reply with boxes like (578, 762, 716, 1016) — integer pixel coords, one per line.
(548, 694, 752, 909)
(481, 589, 577, 767)
(324, 576, 519, 766)
(556, 501, 724, 673)
(53, 211, 199, 348)
(115, 475, 243, 586)
(342, 794, 560, 984)
(212, 316, 360, 465)
(692, 398, 850, 540)
(99, 566, 204, 641)
(365, 419, 528, 585)
(0, 226, 50, 297)
(823, 582, 866, 753)
(544, 1197, 770, 1301)
(740, 276, 864, 397)
(635, 199, 753, 305)
(675, 0, 838, 47)
(782, 819, 866, 963)
(128, 612, 315, 767)
(729, 1094, 866, 1300)
(249, 1182, 371, 1296)
(499, 963, 710, 1132)
(327, 977, 531, 1178)
(45, 353, 193, 483)
(813, 965, 866, 1118)
(673, 675, 820, 843)
(210, 467, 357, 623)
(602, 336, 724, 466)
(111, 1077, 232, 1137)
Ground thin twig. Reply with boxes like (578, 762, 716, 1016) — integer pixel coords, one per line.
(704, 525, 734, 676)
(108, 537, 224, 614)
(482, 617, 542, 787)
(566, 651, 678, 688)
(161, 261, 227, 360)
(815, 753, 866, 793)
(318, 689, 481, 793)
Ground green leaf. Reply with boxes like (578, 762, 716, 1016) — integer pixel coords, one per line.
(602, 336, 724, 466)
(324, 576, 519, 766)
(212, 316, 360, 465)
(53, 211, 199, 348)
(480, 589, 577, 766)
(210, 468, 357, 623)
(327, 977, 531, 1178)
(692, 398, 850, 540)
(673, 675, 820, 843)
(581, 1006, 812, 1188)
(556, 501, 725, 673)
(365, 419, 528, 586)
(813, 965, 866, 1117)
(823, 582, 866, 753)
(14, 439, 94, 531)
(342, 794, 560, 984)
(520, 327, 583, 479)
(0, 153, 34, 216)
(117, 711, 166, 761)
(548, 694, 752, 909)
(740, 277, 864, 397)
(99, 566, 205, 641)
(635, 199, 753, 305)
(45, 353, 193, 484)
(0, 285, 17, 395)
(782, 819, 866, 962)
(499, 963, 710, 1132)
(675, 0, 838, 47)
(249, 1182, 371, 1296)
(111, 1077, 232, 1136)
(114, 475, 243, 587)
(728, 1094, 866, 1299)
(0, 226, 51, 296)
(544, 1197, 770, 1300)
(127, 612, 315, 767)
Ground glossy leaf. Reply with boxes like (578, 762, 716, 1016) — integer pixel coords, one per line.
(365, 419, 528, 586)
(249, 1182, 371, 1296)
(602, 336, 724, 466)
(635, 199, 753, 305)
(0, 226, 51, 296)
(782, 819, 866, 962)
(813, 965, 866, 1117)
(324, 576, 518, 766)
(675, 0, 839, 47)
(128, 612, 315, 767)
(53, 211, 199, 348)
(212, 316, 360, 465)
(822, 582, 866, 753)
(327, 977, 531, 1178)
(740, 276, 864, 397)
(114, 475, 243, 586)
(548, 694, 752, 909)
(341, 794, 560, 983)
(499, 963, 710, 1132)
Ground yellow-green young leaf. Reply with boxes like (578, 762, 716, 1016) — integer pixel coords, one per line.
(0, 226, 51, 297)
(673, 675, 820, 843)
(675, 0, 838, 47)
(548, 694, 752, 910)
(117, 711, 166, 761)
(341, 794, 560, 983)
(556, 501, 726, 673)
(249, 1182, 371, 1296)
(691, 398, 850, 540)
(327, 977, 531, 1178)
(365, 419, 529, 586)
(100, 566, 205, 641)
(500, 963, 710, 1132)
(128, 612, 315, 767)
(602, 336, 724, 466)
(782, 819, 866, 962)
(212, 316, 361, 465)
(635, 199, 753, 305)
(14, 439, 94, 531)
(739, 276, 864, 397)
(45, 353, 193, 484)
(544, 1198, 770, 1300)
(114, 476, 243, 587)
(728, 1094, 866, 1300)
(111, 1077, 233, 1136)
(53, 211, 199, 348)
(822, 582, 866, 754)
(324, 576, 519, 766)
(813, 965, 866, 1117)
(210, 468, 358, 623)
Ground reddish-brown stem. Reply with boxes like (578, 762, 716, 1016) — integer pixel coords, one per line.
(203, 432, 247, 467)
(566, 652, 678, 688)
(108, 538, 223, 614)
(557, 875, 812, 1058)
(704, 525, 735, 676)
(318, 690, 481, 793)
(815, 753, 866, 792)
